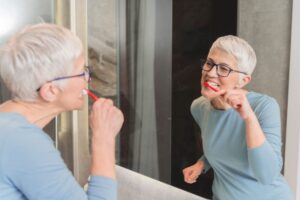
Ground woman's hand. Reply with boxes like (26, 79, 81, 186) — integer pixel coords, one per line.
(221, 89, 266, 149)
(182, 160, 205, 184)
(89, 98, 124, 142)
(221, 89, 254, 120)
(89, 98, 124, 178)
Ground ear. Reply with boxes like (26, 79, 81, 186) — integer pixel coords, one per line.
(236, 75, 251, 89)
(38, 83, 60, 102)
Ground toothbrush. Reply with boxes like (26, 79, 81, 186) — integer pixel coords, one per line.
(83, 89, 99, 101)
(204, 82, 219, 92)
(204, 82, 241, 108)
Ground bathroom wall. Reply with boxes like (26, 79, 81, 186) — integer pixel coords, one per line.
(238, 0, 292, 150)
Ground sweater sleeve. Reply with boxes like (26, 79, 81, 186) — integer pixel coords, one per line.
(199, 155, 211, 173)
(191, 98, 211, 173)
(3, 128, 117, 200)
(190, 97, 203, 124)
(87, 176, 117, 200)
(247, 97, 283, 184)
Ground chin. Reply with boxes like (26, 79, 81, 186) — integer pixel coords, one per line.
(75, 102, 85, 110)
(78, 104, 85, 110)
(201, 89, 219, 99)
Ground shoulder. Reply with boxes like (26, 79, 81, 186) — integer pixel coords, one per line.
(1, 114, 56, 169)
(248, 92, 279, 111)
(190, 96, 210, 123)
(191, 96, 209, 111)
(5, 128, 55, 161)
(1, 113, 53, 148)
(248, 92, 281, 124)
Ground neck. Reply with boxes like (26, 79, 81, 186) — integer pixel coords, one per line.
(0, 100, 62, 128)
(211, 97, 231, 110)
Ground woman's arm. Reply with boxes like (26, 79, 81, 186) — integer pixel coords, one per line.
(224, 90, 282, 184)
(89, 98, 124, 179)
(3, 128, 117, 200)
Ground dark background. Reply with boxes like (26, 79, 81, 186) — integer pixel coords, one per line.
(171, 0, 237, 198)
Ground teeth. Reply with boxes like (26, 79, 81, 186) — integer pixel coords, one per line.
(207, 81, 219, 87)
(82, 89, 88, 95)
(79, 89, 88, 98)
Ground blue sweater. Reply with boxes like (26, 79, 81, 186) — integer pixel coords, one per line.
(191, 92, 293, 200)
(0, 113, 116, 200)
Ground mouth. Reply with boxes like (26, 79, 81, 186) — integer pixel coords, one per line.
(203, 81, 220, 92)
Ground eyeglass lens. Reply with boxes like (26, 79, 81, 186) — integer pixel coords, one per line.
(202, 60, 231, 77)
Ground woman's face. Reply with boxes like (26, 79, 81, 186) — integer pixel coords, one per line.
(201, 48, 242, 99)
(57, 54, 88, 111)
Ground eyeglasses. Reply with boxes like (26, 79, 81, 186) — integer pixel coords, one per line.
(36, 66, 91, 91)
(200, 59, 247, 77)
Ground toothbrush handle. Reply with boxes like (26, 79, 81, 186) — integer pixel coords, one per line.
(86, 89, 99, 101)
(204, 82, 218, 92)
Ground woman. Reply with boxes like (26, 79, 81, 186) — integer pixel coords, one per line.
(0, 23, 123, 199)
(182, 35, 293, 200)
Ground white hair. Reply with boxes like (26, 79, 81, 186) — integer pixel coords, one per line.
(0, 23, 82, 101)
(209, 35, 257, 75)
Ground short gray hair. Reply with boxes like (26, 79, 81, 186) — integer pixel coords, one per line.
(0, 23, 82, 101)
(209, 35, 257, 75)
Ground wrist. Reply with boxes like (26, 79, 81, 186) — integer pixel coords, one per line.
(197, 159, 204, 167)
(244, 110, 257, 122)
(92, 132, 115, 143)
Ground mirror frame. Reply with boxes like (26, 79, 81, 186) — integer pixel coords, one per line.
(284, 0, 300, 198)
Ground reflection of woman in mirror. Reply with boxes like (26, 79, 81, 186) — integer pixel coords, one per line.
(183, 35, 293, 199)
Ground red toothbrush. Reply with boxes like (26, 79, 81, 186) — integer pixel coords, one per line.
(83, 89, 99, 101)
(204, 82, 241, 108)
(204, 82, 219, 92)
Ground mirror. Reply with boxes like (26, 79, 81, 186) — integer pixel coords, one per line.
(86, 0, 294, 199)
(0, 0, 295, 198)
(0, 0, 296, 198)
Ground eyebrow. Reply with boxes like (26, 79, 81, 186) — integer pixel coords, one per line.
(207, 58, 230, 66)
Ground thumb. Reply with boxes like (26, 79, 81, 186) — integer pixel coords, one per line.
(217, 88, 226, 97)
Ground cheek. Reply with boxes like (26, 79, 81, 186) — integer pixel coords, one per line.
(64, 81, 86, 103)
(63, 93, 85, 111)
(219, 76, 239, 89)
(69, 79, 86, 91)
(200, 74, 206, 85)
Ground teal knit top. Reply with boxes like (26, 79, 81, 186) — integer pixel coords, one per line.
(191, 92, 293, 200)
(0, 113, 116, 200)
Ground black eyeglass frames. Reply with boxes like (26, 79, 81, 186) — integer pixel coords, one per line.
(36, 66, 91, 92)
(200, 59, 247, 77)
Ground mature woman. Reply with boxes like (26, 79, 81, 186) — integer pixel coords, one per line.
(182, 35, 293, 200)
(0, 23, 123, 199)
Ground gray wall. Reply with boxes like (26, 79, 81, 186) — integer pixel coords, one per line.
(238, 0, 292, 151)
